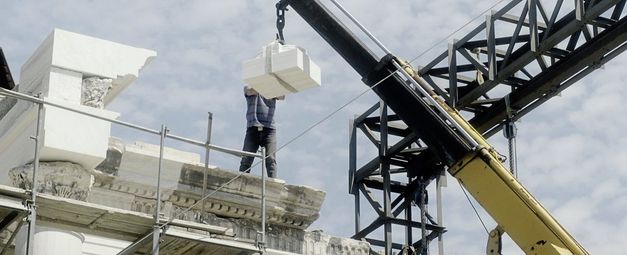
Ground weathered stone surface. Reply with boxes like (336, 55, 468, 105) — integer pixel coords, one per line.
(94, 137, 124, 175)
(303, 230, 371, 255)
(9, 161, 94, 201)
(81, 77, 113, 109)
(73, 138, 370, 254)
(176, 163, 325, 229)
(4, 149, 370, 254)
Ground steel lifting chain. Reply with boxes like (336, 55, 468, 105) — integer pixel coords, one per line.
(276, 1, 289, 43)
(503, 95, 518, 177)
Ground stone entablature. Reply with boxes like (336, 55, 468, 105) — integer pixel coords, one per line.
(7, 156, 366, 254)
(92, 137, 325, 230)
(176, 163, 325, 229)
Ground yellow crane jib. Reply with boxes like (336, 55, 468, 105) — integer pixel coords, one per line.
(447, 136, 587, 255)
(402, 57, 588, 255)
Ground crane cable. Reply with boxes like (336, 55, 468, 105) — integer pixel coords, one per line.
(458, 181, 490, 235)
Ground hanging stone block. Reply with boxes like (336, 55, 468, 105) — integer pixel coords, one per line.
(242, 41, 321, 99)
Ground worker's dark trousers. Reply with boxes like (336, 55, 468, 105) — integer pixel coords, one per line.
(239, 126, 277, 178)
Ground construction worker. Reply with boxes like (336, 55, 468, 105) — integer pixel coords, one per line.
(239, 86, 283, 178)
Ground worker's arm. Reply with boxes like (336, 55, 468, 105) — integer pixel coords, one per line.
(244, 86, 284, 100)
(244, 86, 258, 96)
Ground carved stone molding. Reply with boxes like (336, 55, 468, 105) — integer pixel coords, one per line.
(174, 163, 325, 229)
(81, 77, 112, 109)
(9, 162, 94, 201)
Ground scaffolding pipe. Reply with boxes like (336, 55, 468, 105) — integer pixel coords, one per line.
(152, 125, 167, 255)
(0, 88, 261, 159)
(167, 133, 260, 159)
(201, 112, 213, 221)
(0, 89, 265, 255)
(261, 147, 267, 248)
(26, 99, 43, 255)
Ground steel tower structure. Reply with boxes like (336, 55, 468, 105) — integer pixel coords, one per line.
(284, 0, 627, 253)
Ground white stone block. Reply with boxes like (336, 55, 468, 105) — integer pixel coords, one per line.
(19, 28, 156, 106)
(47, 67, 83, 104)
(271, 48, 321, 91)
(39, 101, 120, 169)
(242, 41, 321, 98)
(117, 141, 201, 188)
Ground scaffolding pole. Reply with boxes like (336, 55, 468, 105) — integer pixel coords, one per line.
(260, 147, 267, 250)
(201, 112, 213, 221)
(152, 125, 167, 255)
(26, 98, 43, 255)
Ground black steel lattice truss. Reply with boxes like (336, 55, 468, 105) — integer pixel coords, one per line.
(349, 0, 626, 253)
(349, 102, 446, 254)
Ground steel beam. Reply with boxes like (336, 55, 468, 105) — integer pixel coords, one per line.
(471, 15, 627, 133)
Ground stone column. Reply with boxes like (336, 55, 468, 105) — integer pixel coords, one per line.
(14, 225, 85, 255)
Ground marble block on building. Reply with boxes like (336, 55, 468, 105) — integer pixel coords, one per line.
(19, 28, 156, 105)
(117, 141, 201, 188)
(0, 29, 155, 183)
(242, 41, 321, 99)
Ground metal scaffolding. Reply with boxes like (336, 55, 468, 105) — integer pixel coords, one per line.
(0, 86, 269, 255)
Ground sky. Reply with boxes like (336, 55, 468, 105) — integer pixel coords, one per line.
(1, 1, 626, 254)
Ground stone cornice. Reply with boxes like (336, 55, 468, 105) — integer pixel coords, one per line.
(87, 162, 325, 230)
(169, 163, 325, 229)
